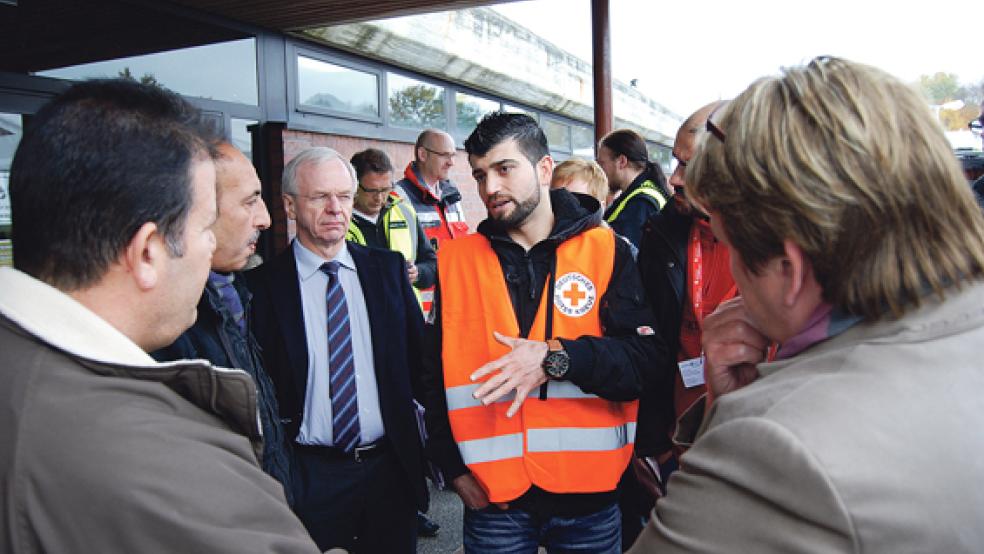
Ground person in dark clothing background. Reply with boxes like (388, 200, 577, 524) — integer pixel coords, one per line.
(597, 129, 670, 249)
(152, 143, 293, 503)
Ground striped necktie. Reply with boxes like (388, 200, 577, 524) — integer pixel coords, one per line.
(320, 261, 361, 452)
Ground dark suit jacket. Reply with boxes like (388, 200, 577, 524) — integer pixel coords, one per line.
(247, 241, 428, 511)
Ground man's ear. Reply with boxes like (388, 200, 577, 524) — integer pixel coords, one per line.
(283, 193, 296, 220)
(780, 238, 812, 307)
(537, 155, 555, 188)
(123, 222, 164, 291)
(616, 154, 629, 171)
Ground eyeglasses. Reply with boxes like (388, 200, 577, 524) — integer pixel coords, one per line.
(706, 101, 730, 142)
(423, 146, 456, 160)
(294, 192, 353, 207)
(358, 183, 394, 197)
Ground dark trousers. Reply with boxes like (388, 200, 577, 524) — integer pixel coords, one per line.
(293, 442, 417, 553)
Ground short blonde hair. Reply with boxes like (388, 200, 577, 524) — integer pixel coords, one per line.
(689, 56, 984, 320)
(552, 158, 608, 204)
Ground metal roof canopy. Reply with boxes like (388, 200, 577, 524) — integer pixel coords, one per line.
(0, 0, 517, 73)
(1, 0, 615, 142)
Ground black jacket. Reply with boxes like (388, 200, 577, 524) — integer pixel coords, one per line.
(634, 201, 693, 456)
(151, 273, 294, 504)
(603, 171, 667, 249)
(420, 188, 668, 516)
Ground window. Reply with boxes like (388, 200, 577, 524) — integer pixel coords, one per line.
(572, 125, 594, 158)
(37, 39, 259, 105)
(503, 104, 538, 121)
(648, 142, 673, 174)
(0, 113, 21, 268)
(231, 118, 258, 160)
(541, 117, 571, 152)
(455, 92, 500, 137)
(297, 56, 379, 118)
(388, 72, 446, 129)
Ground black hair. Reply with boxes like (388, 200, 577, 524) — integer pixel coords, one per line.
(464, 112, 549, 166)
(10, 78, 219, 290)
(600, 128, 667, 189)
(350, 148, 395, 180)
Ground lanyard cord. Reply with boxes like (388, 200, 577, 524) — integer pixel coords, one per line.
(538, 254, 558, 401)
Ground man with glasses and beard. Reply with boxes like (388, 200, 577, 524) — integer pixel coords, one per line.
(419, 112, 665, 552)
(635, 101, 735, 469)
(617, 101, 739, 547)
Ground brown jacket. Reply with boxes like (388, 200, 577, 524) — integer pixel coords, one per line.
(0, 268, 319, 554)
(630, 281, 984, 553)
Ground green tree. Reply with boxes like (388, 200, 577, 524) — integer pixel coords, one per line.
(389, 85, 445, 128)
(117, 67, 162, 88)
(959, 78, 984, 107)
(455, 100, 487, 135)
(917, 72, 961, 104)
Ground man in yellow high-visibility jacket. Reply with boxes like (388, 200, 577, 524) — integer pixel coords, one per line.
(347, 148, 437, 315)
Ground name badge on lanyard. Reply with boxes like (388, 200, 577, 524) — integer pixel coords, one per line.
(678, 356, 705, 388)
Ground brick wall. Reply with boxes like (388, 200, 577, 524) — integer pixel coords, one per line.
(282, 130, 487, 233)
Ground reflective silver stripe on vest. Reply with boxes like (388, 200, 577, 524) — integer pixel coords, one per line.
(447, 380, 600, 411)
(417, 211, 442, 223)
(458, 433, 524, 465)
(446, 383, 516, 411)
(527, 423, 637, 453)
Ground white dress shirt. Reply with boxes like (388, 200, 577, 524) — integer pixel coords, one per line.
(292, 239, 384, 446)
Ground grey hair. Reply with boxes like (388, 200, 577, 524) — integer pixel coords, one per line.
(282, 147, 358, 195)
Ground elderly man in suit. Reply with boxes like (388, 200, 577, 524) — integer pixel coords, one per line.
(629, 56, 984, 552)
(249, 147, 427, 553)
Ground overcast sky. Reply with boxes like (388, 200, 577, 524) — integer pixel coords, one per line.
(494, 0, 982, 118)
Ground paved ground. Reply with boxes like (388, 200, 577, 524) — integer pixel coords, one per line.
(416, 482, 464, 554)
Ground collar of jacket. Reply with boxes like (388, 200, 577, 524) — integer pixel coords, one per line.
(477, 187, 602, 247)
(0, 267, 156, 365)
(403, 162, 460, 204)
(758, 280, 984, 379)
(0, 267, 263, 449)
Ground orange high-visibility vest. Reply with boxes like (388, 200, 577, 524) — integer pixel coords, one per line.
(438, 227, 638, 503)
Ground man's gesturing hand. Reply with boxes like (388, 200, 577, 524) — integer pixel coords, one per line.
(470, 331, 549, 418)
(702, 296, 770, 402)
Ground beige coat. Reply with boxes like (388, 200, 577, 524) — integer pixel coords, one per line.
(630, 281, 984, 553)
(0, 268, 319, 553)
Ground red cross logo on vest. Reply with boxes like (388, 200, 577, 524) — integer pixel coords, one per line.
(563, 283, 587, 307)
(554, 272, 597, 317)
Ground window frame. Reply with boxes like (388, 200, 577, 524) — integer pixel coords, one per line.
(289, 45, 384, 124)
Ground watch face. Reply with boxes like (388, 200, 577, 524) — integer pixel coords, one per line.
(544, 351, 570, 378)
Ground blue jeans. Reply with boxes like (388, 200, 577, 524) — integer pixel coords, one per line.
(463, 502, 621, 554)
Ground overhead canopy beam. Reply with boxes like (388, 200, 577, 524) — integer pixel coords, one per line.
(591, 0, 612, 151)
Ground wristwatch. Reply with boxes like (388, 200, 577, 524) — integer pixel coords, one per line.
(541, 339, 570, 379)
